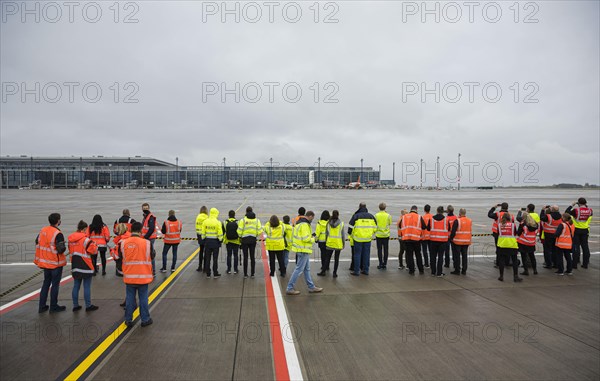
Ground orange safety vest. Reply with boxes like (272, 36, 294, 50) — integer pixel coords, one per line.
(453, 217, 472, 246)
(34, 226, 67, 269)
(421, 213, 432, 240)
(87, 225, 110, 247)
(113, 217, 133, 234)
(110, 231, 131, 260)
(121, 236, 153, 285)
(400, 213, 422, 241)
(430, 217, 449, 242)
(555, 223, 574, 250)
(142, 213, 157, 239)
(491, 211, 512, 233)
(68, 232, 97, 275)
(516, 224, 537, 246)
(163, 219, 182, 244)
(541, 214, 561, 235)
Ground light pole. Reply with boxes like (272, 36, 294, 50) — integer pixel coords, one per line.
(393, 162, 395, 186)
(360, 158, 363, 182)
(457, 153, 461, 191)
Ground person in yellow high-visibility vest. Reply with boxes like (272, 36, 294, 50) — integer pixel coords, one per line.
(286, 211, 323, 295)
(348, 203, 377, 276)
(375, 202, 392, 270)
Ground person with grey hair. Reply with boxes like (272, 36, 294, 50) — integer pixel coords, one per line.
(375, 202, 392, 270)
(399, 205, 427, 275)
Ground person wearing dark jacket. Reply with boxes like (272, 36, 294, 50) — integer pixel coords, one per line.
(488, 203, 513, 267)
(113, 209, 136, 234)
(348, 203, 377, 276)
(540, 205, 562, 269)
(35, 213, 67, 313)
(141, 203, 157, 275)
(566, 198, 593, 269)
(160, 210, 182, 272)
(429, 206, 447, 277)
(237, 206, 262, 278)
(321, 210, 346, 277)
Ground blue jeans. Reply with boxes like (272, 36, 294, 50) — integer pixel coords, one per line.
(72, 277, 92, 307)
(353, 241, 371, 274)
(287, 253, 315, 291)
(125, 284, 150, 323)
(39, 267, 63, 309)
(162, 243, 179, 270)
(283, 250, 289, 269)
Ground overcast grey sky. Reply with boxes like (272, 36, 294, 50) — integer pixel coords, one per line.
(1, 1, 598, 186)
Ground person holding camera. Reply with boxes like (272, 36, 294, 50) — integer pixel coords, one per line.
(540, 205, 562, 269)
(488, 202, 513, 267)
(565, 198, 593, 269)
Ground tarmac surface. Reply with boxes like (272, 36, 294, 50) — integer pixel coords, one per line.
(1, 188, 599, 380)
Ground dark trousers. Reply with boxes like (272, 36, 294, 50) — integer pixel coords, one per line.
(162, 243, 179, 270)
(318, 242, 328, 270)
(203, 246, 219, 276)
(268, 250, 285, 276)
(518, 244, 536, 272)
(543, 235, 556, 267)
(241, 243, 256, 276)
(572, 228, 590, 267)
(398, 239, 406, 267)
(443, 242, 452, 267)
(197, 234, 205, 269)
(429, 241, 445, 276)
(454, 244, 469, 272)
(349, 245, 364, 271)
(226, 243, 240, 272)
(421, 240, 430, 266)
(324, 249, 341, 274)
(39, 267, 63, 309)
(493, 233, 499, 265)
(557, 249, 573, 274)
(92, 247, 107, 273)
(405, 241, 423, 273)
(498, 247, 519, 278)
(376, 237, 390, 267)
(115, 258, 123, 276)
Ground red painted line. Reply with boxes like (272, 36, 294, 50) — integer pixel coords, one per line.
(260, 240, 291, 381)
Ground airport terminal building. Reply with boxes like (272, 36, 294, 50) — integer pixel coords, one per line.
(0, 156, 381, 189)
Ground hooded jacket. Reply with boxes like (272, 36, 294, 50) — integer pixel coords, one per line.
(69, 231, 98, 279)
(202, 208, 223, 248)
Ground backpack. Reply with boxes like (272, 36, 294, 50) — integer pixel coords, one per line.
(225, 220, 239, 240)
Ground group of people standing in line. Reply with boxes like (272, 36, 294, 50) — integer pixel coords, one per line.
(33, 197, 593, 325)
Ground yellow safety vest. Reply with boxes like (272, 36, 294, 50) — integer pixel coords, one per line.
(497, 222, 518, 249)
(283, 223, 293, 251)
(237, 217, 262, 238)
(375, 211, 392, 238)
(352, 218, 377, 243)
(265, 223, 286, 251)
(325, 222, 344, 250)
(315, 220, 327, 243)
(292, 221, 314, 254)
(195, 213, 208, 234)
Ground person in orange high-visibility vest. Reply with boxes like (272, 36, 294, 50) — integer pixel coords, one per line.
(141, 202, 157, 276)
(399, 205, 427, 275)
(496, 213, 522, 283)
(87, 214, 111, 276)
(121, 222, 153, 328)
(449, 208, 472, 275)
(554, 213, 575, 276)
(396, 209, 408, 270)
(444, 205, 458, 269)
(488, 202, 512, 267)
(540, 205, 562, 269)
(69, 220, 99, 312)
(517, 213, 539, 276)
(429, 206, 449, 277)
(420, 204, 433, 268)
(35, 213, 67, 313)
(160, 210, 182, 273)
(113, 209, 136, 234)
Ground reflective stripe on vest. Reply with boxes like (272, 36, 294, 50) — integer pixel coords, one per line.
(375, 211, 391, 238)
(454, 217, 472, 245)
(240, 218, 260, 237)
(164, 220, 182, 244)
(555, 223, 574, 249)
(142, 213, 157, 239)
(516, 224, 537, 246)
(265, 225, 285, 251)
(497, 222, 518, 249)
(541, 215, 560, 234)
(421, 213, 432, 240)
(34, 226, 66, 269)
(430, 217, 448, 242)
(122, 238, 153, 284)
(400, 213, 422, 241)
(573, 207, 593, 229)
(325, 222, 344, 250)
(292, 222, 313, 253)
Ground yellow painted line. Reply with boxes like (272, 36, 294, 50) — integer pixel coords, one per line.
(235, 197, 248, 213)
(64, 248, 199, 381)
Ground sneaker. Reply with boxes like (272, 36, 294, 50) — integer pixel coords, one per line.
(286, 289, 300, 295)
(333, 273, 338, 278)
(196, 267, 202, 272)
(244, 275, 248, 279)
(424, 264, 430, 268)
(408, 271, 415, 276)
(450, 270, 460, 275)
(382, 265, 387, 270)
(350, 272, 359, 276)
(141, 318, 153, 327)
(38, 305, 49, 313)
(206, 274, 211, 278)
(251, 274, 255, 278)
(498, 276, 504, 281)
(398, 265, 405, 269)
(160, 268, 167, 273)
(234, 270, 239, 274)
(125, 321, 135, 328)
(582, 265, 588, 269)
(556, 272, 565, 276)
(102, 271, 106, 276)
(361, 271, 369, 275)
(514, 277, 523, 282)
(533, 270, 538, 275)
(49, 305, 66, 313)
(226, 270, 231, 274)
(73, 306, 82, 312)
(171, 268, 175, 273)
(437, 273, 445, 278)
(566, 272, 573, 276)
(308, 287, 323, 293)
(86, 305, 99, 311)
(317, 271, 326, 276)
(377, 265, 382, 269)
(213, 273, 221, 278)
